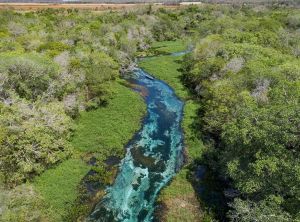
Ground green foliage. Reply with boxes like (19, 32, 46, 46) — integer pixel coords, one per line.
(152, 14, 181, 41)
(286, 13, 300, 29)
(83, 52, 119, 107)
(0, 100, 72, 186)
(37, 41, 71, 57)
(33, 158, 90, 221)
(139, 53, 188, 99)
(0, 53, 59, 100)
(71, 81, 145, 156)
(0, 183, 53, 222)
(228, 198, 292, 222)
(181, 6, 300, 221)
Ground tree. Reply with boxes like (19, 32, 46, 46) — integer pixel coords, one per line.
(228, 199, 292, 222)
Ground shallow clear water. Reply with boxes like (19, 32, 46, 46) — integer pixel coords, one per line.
(88, 67, 184, 222)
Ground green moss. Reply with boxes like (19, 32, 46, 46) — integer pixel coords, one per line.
(33, 158, 90, 221)
(159, 169, 194, 200)
(139, 54, 188, 99)
(141, 41, 208, 221)
(33, 80, 146, 221)
(158, 169, 204, 222)
(151, 40, 187, 54)
(71, 81, 146, 156)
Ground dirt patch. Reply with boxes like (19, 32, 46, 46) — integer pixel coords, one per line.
(156, 194, 203, 222)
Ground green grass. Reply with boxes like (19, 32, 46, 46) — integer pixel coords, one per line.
(158, 169, 203, 222)
(33, 158, 90, 221)
(183, 100, 205, 161)
(159, 169, 194, 199)
(33, 80, 146, 221)
(71, 81, 146, 157)
(139, 54, 188, 99)
(138, 40, 187, 57)
(141, 41, 208, 221)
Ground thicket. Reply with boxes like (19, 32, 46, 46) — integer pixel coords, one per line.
(181, 5, 300, 221)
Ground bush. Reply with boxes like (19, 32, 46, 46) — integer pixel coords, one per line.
(0, 53, 59, 101)
(181, 7, 300, 220)
(0, 183, 53, 222)
(0, 101, 72, 186)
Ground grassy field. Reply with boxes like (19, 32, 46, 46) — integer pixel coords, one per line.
(157, 169, 203, 222)
(71, 81, 146, 156)
(140, 41, 208, 221)
(151, 40, 187, 54)
(139, 54, 188, 99)
(33, 81, 146, 221)
(0, 3, 195, 11)
(33, 158, 90, 221)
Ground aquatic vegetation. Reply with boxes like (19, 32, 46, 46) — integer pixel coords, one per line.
(88, 68, 184, 221)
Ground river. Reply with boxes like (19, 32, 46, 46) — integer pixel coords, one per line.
(88, 59, 185, 222)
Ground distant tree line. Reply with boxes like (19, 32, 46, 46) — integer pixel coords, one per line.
(0, 0, 298, 6)
(200, 0, 299, 7)
(0, 0, 194, 3)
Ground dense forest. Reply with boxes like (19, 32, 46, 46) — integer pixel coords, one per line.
(180, 5, 300, 221)
(0, 3, 299, 222)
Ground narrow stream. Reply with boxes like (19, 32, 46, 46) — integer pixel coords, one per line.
(88, 62, 184, 222)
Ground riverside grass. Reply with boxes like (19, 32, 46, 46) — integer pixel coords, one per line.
(34, 158, 90, 221)
(140, 41, 208, 221)
(33, 41, 201, 221)
(33, 80, 146, 221)
(71, 80, 146, 156)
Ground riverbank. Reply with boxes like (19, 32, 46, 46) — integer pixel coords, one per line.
(32, 80, 146, 221)
(139, 41, 211, 221)
(30, 40, 203, 221)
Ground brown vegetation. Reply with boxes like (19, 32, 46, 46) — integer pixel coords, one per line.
(0, 3, 142, 11)
(155, 192, 203, 222)
(0, 3, 194, 11)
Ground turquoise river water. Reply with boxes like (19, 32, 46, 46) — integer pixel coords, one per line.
(88, 60, 185, 222)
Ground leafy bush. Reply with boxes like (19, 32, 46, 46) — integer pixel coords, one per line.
(0, 101, 72, 186)
(0, 183, 53, 222)
(83, 52, 119, 107)
(181, 7, 300, 220)
(286, 14, 300, 29)
(0, 53, 59, 101)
